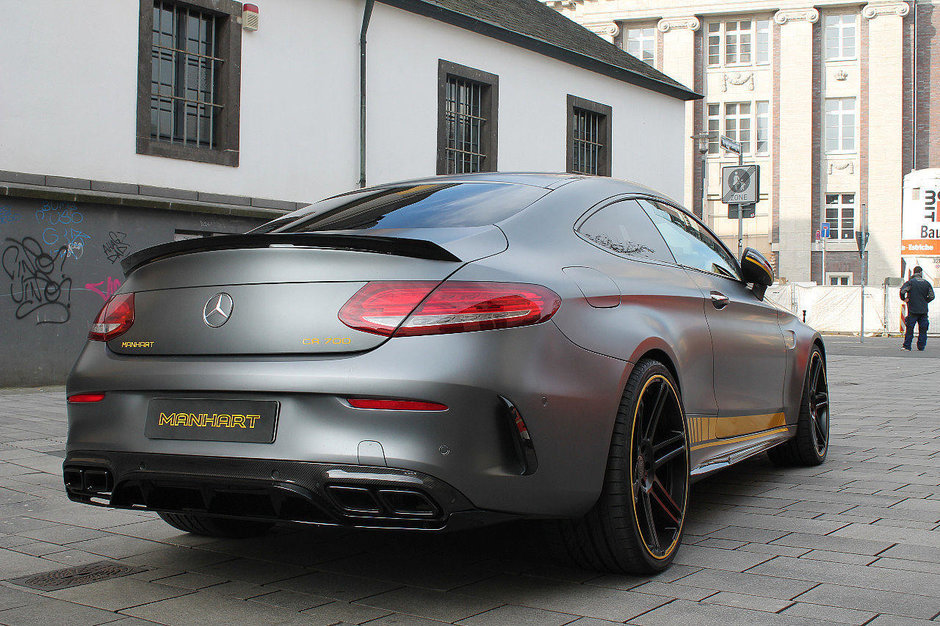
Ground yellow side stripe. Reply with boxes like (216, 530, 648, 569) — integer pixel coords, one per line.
(691, 427, 789, 451)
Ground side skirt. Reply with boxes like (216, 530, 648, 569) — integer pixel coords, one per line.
(689, 426, 794, 481)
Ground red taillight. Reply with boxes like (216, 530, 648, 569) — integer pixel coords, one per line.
(68, 393, 106, 403)
(338, 281, 561, 337)
(347, 398, 448, 411)
(88, 293, 135, 341)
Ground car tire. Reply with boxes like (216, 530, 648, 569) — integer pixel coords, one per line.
(768, 345, 829, 467)
(157, 512, 274, 538)
(547, 358, 690, 573)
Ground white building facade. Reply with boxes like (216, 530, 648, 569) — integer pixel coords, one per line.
(548, 0, 936, 287)
(0, 0, 693, 386)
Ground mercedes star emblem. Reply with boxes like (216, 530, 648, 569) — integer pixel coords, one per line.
(203, 293, 234, 328)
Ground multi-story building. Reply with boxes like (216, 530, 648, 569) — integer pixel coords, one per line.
(547, 0, 937, 287)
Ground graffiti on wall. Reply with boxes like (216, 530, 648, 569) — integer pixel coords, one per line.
(0, 207, 19, 224)
(2, 236, 72, 324)
(102, 231, 129, 263)
(85, 276, 122, 301)
(36, 202, 91, 259)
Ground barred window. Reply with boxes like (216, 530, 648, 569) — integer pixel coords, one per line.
(437, 60, 498, 175)
(567, 96, 611, 177)
(137, 0, 241, 166)
(151, 2, 220, 147)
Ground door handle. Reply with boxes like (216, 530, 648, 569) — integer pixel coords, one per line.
(710, 291, 730, 309)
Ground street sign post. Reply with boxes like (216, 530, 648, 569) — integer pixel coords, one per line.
(820, 222, 830, 282)
(721, 163, 760, 257)
(857, 204, 869, 343)
(820, 222, 831, 239)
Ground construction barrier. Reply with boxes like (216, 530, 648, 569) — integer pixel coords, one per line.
(764, 284, 938, 335)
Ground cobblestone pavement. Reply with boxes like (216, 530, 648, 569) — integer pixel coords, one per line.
(0, 339, 937, 625)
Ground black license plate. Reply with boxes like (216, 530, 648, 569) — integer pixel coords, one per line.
(145, 398, 279, 443)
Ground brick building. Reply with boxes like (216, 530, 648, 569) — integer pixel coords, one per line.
(546, 0, 937, 286)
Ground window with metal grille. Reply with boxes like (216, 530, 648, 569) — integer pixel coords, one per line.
(437, 60, 498, 175)
(566, 95, 611, 177)
(137, 0, 241, 166)
(151, 2, 221, 147)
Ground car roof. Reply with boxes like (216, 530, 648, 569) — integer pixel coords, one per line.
(363, 172, 669, 195)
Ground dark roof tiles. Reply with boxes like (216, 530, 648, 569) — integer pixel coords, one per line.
(379, 0, 700, 100)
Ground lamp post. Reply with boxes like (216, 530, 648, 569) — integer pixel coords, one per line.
(691, 132, 712, 224)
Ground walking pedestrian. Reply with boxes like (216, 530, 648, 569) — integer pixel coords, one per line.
(900, 266, 935, 351)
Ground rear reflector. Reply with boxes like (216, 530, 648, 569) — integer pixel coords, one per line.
(88, 293, 135, 341)
(68, 393, 106, 403)
(347, 398, 448, 411)
(339, 281, 560, 337)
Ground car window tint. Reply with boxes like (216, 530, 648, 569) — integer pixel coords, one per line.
(253, 183, 547, 233)
(639, 199, 740, 279)
(576, 200, 674, 263)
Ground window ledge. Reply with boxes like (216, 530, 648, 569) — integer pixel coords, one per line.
(137, 137, 239, 167)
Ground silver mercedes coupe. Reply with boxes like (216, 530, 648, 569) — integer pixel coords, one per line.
(65, 173, 829, 573)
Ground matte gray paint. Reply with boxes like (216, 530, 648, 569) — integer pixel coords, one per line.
(66, 174, 823, 523)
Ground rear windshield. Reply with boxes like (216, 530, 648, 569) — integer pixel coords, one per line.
(253, 183, 547, 233)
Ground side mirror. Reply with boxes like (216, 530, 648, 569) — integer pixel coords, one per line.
(740, 247, 773, 300)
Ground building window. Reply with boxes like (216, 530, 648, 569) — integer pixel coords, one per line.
(825, 14, 857, 60)
(825, 193, 855, 240)
(724, 103, 752, 154)
(626, 27, 655, 65)
(756, 102, 770, 154)
(437, 60, 498, 174)
(706, 101, 770, 155)
(825, 98, 856, 153)
(707, 20, 770, 67)
(755, 20, 770, 65)
(707, 104, 720, 154)
(827, 272, 853, 286)
(567, 95, 612, 176)
(137, 0, 242, 166)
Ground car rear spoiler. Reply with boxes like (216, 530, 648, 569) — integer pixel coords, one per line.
(120, 233, 461, 276)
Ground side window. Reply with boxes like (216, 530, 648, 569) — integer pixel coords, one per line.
(639, 199, 740, 279)
(576, 200, 674, 264)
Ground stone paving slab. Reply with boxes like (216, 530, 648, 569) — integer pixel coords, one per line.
(0, 345, 938, 624)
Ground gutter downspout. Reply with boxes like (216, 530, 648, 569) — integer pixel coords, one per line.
(359, 0, 375, 188)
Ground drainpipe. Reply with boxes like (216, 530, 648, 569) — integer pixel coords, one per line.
(359, 0, 375, 188)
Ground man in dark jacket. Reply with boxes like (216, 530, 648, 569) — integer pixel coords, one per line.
(900, 266, 935, 351)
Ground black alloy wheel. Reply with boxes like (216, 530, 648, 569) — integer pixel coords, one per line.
(768, 346, 830, 466)
(630, 372, 689, 560)
(547, 358, 689, 573)
(807, 350, 829, 455)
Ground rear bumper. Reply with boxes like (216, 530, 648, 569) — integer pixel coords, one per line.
(66, 323, 630, 519)
(63, 451, 514, 530)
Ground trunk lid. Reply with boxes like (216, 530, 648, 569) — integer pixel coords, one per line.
(108, 227, 505, 356)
